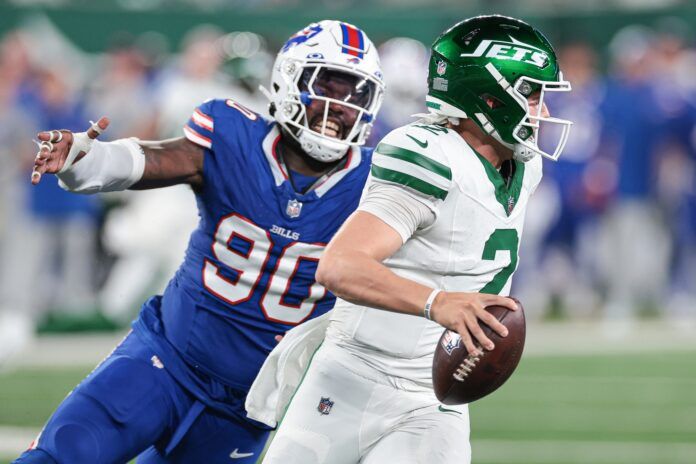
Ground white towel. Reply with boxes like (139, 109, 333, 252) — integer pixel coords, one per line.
(245, 312, 331, 427)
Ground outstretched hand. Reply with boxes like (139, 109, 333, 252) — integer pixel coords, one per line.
(31, 117, 110, 185)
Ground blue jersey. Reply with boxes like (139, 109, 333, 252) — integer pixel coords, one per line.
(133, 99, 371, 417)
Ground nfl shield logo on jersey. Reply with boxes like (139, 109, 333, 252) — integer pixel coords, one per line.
(317, 397, 334, 415)
(286, 199, 303, 218)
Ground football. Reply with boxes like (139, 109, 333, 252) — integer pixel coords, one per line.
(432, 300, 526, 405)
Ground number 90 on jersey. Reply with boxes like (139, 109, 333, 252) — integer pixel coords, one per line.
(203, 213, 328, 325)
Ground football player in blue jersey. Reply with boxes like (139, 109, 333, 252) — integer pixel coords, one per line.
(17, 20, 384, 464)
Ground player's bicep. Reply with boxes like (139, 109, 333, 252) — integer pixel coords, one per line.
(131, 137, 205, 190)
(325, 211, 404, 263)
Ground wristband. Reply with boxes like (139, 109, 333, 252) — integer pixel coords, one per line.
(423, 289, 441, 321)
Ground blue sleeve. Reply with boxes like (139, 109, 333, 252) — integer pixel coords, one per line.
(184, 99, 271, 204)
(182, 98, 264, 152)
(183, 99, 216, 149)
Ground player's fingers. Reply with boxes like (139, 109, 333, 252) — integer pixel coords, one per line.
(37, 130, 70, 145)
(39, 141, 54, 154)
(482, 294, 518, 311)
(33, 154, 46, 166)
(478, 309, 509, 338)
(466, 316, 495, 351)
(456, 328, 481, 356)
(37, 131, 52, 142)
(31, 162, 48, 185)
(87, 117, 110, 139)
(49, 130, 63, 143)
(33, 146, 51, 166)
(35, 146, 47, 160)
(274, 335, 284, 343)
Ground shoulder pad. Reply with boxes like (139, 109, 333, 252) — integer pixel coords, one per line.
(370, 124, 453, 201)
(183, 98, 266, 150)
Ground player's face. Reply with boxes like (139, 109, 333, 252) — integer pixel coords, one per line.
(527, 90, 550, 119)
(300, 67, 376, 140)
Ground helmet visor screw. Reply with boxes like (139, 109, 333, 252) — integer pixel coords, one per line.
(519, 81, 532, 96)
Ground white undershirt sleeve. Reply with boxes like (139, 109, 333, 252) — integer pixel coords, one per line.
(357, 180, 436, 243)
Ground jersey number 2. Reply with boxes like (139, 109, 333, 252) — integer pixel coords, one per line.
(480, 229, 519, 295)
(203, 214, 326, 325)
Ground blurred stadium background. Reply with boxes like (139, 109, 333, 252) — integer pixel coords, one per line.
(0, 0, 695, 462)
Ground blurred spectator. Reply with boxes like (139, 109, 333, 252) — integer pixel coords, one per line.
(648, 19, 696, 323)
(17, 67, 103, 322)
(368, 37, 428, 145)
(0, 47, 38, 360)
(595, 26, 673, 325)
(220, 31, 273, 115)
(516, 42, 609, 318)
(0, 31, 32, 90)
(153, 24, 253, 137)
(85, 33, 158, 140)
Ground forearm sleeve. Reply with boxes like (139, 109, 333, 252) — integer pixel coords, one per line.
(57, 138, 146, 194)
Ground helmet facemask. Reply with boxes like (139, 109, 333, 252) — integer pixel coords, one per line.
(468, 63, 572, 162)
(503, 67, 572, 162)
(280, 63, 382, 162)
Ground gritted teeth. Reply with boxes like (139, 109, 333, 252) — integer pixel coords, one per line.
(311, 119, 342, 139)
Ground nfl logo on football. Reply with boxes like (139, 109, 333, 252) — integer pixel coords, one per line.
(441, 330, 461, 356)
(286, 199, 303, 218)
(317, 397, 334, 415)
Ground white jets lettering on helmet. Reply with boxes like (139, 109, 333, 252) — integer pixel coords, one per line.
(460, 37, 549, 68)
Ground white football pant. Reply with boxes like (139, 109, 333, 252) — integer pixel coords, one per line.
(262, 342, 471, 464)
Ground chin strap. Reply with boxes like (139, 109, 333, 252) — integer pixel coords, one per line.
(513, 143, 537, 162)
(411, 112, 459, 126)
(258, 85, 273, 102)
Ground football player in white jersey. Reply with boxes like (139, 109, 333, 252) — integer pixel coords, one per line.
(261, 15, 572, 464)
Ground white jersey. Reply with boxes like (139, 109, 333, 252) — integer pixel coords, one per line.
(325, 122, 542, 391)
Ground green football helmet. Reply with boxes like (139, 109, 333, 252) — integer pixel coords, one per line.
(426, 15, 572, 161)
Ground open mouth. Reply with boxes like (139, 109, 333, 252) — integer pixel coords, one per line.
(310, 117, 343, 139)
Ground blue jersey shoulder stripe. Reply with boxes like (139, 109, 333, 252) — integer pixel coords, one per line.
(184, 106, 214, 149)
(184, 124, 212, 149)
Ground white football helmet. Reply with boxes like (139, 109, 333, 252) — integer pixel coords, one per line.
(263, 20, 385, 162)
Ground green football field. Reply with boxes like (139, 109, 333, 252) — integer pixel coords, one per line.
(1, 350, 694, 464)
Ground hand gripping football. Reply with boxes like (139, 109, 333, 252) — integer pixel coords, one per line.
(432, 299, 525, 405)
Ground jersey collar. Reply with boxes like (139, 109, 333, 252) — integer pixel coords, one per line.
(262, 124, 364, 198)
(262, 125, 289, 186)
